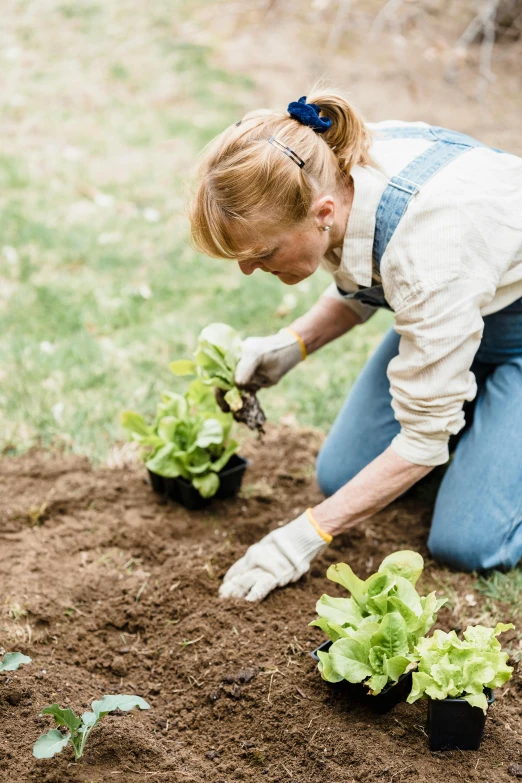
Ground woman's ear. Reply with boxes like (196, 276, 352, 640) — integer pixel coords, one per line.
(311, 195, 335, 228)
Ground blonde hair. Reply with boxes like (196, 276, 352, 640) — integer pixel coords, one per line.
(189, 86, 373, 260)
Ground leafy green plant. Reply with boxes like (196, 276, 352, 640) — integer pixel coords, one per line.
(0, 651, 31, 671)
(121, 379, 239, 498)
(311, 551, 446, 694)
(33, 694, 150, 760)
(170, 322, 265, 431)
(406, 623, 514, 714)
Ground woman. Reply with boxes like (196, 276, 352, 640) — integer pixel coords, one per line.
(190, 88, 522, 602)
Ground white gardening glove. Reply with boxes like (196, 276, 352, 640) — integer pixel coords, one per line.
(219, 510, 332, 602)
(235, 327, 305, 389)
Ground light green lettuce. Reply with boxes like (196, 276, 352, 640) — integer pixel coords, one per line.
(406, 622, 514, 714)
(310, 551, 446, 694)
(170, 323, 243, 411)
(121, 379, 238, 498)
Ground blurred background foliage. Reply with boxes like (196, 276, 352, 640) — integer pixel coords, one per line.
(0, 0, 521, 461)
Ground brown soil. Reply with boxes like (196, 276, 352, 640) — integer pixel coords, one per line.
(0, 425, 521, 783)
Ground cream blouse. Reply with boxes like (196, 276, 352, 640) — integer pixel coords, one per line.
(322, 120, 522, 466)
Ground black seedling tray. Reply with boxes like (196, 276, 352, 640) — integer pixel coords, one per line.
(311, 640, 413, 715)
(427, 689, 495, 751)
(148, 455, 249, 510)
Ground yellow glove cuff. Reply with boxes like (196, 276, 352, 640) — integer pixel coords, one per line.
(305, 508, 333, 544)
(285, 327, 307, 361)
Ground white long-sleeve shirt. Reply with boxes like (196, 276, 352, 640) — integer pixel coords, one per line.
(322, 120, 522, 467)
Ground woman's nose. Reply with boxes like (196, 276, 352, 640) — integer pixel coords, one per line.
(238, 259, 261, 276)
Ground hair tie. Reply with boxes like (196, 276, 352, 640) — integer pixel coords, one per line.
(287, 96, 332, 134)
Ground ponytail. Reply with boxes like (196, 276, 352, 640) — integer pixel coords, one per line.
(306, 85, 373, 176)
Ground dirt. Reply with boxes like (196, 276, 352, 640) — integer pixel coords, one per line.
(0, 425, 521, 783)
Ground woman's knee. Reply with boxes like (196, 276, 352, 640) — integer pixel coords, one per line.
(427, 511, 522, 572)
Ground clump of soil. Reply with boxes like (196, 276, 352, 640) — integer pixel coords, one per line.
(0, 425, 520, 783)
(215, 387, 266, 433)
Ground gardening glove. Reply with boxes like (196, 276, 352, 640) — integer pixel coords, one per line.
(235, 327, 306, 389)
(219, 509, 332, 602)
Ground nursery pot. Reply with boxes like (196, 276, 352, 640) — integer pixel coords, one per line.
(150, 455, 249, 510)
(310, 640, 413, 715)
(148, 469, 166, 495)
(427, 689, 495, 751)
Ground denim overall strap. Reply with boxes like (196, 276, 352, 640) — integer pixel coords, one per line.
(372, 126, 492, 269)
(336, 125, 501, 311)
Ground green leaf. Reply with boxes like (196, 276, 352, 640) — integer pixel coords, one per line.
(80, 711, 97, 728)
(366, 674, 388, 694)
(365, 572, 395, 615)
(158, 391, 188, 420)
(169, 360, 197, 376)
(369, 613, 409, 659)
(192, 471, 220, 498)
(378, 550, 424, 586)
(195, 418, 223, 448)
(406, 671, 434, 704)
(329, 638, 373, 683)
(326, 563, 367, 607)
(145, 444, 183, 478)
(386, 655, 412, 682)
(368, 645, 387, 674)
(41, 704, 82, 732)
(91, 694, 150, 721)
(120, 411, 151, 437)
(464, 692, 488, 714)
(317, 651, 344, 683)
(0, 652, 31, 672)
(210, 441, 239, 473)
(314, 594, 364, 628)
(223, 387, 243, 412)
(33, 729, 71, 759)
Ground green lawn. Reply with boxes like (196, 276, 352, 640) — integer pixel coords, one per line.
(0, 0, 392, 462)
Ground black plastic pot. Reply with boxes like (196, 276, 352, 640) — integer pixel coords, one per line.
(310, 640, 413, 715)
(148, 469, 166, 495)
(149, 455, 249, 510)
(427, 689, 495, 751)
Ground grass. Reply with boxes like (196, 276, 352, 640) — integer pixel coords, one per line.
(0, 0, 393, 463)
(476, 570, 522, 618)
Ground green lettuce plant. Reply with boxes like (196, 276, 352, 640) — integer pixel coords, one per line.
(311, 551, 446, 694)
(33, 695, 150, 760)
(406, 623, 514, 714)
(121, 380, 239, 498)
(0, 651, 31, 671)
(170, 322, 265, 431)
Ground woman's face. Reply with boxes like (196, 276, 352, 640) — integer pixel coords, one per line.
(235, 189, 351, 285)
(237, 221, 329, 285)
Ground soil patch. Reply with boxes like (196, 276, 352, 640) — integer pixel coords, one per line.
(0, 426, 520, 782)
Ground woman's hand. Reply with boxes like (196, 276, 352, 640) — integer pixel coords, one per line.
(235, 328, 304, 389)
(219, 511, 331, 601)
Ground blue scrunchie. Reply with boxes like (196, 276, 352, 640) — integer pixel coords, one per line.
(287, 96, 332, 134)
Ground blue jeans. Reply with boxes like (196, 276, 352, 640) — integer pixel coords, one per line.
(316, 298, 522, 572)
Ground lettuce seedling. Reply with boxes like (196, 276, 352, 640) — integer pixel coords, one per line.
(310, 550, 446, 694)
(406, 623, 514, 714)
(33, 694, 150, 760)
(122, 380, 239, 497)
(170, 323, 266, 432)
(0, 651, 31, 671)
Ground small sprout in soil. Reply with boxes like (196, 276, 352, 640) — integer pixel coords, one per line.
(0, 652, 31, 672)
(33, 694, 150, 761)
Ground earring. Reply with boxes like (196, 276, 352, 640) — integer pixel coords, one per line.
(321, 225, 331, 232)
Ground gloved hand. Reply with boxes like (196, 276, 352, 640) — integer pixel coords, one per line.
(219, 510, 332, 602)
(235, 327, 306, 389)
